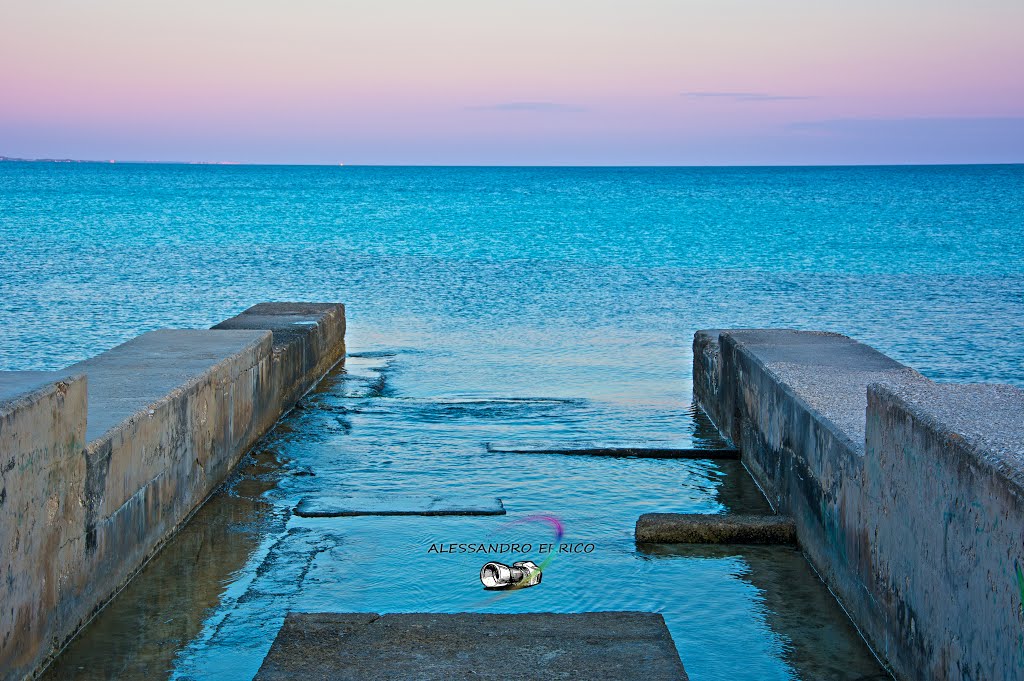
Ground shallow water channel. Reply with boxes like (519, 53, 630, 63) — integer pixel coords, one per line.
(45, 346, 890, 681)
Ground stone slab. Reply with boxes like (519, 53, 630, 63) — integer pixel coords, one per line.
(255, 612, 689, 680)
(486, 441, 738, 459)
(636, 513, 797, 545)
(295, 494, 506, 517)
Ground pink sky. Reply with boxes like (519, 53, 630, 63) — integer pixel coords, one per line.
(2, 0, 1022, 164)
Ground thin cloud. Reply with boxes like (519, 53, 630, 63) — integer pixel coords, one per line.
(683, 91, 816, 102)
(467, 101, 585, 113)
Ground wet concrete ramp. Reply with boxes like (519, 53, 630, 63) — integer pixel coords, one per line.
(255, 612, 689, 680)
(294, 494, 506, 517)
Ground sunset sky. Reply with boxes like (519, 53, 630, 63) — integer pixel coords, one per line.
(2, 0, 1022, 165)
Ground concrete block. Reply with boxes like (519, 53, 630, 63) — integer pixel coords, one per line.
(692, 329, 738, 438)
(0, 373, 87, 679)
(295, 494, 506, 517)
(865, 380, 1024, 681)
(486, 441, 739, 459)
(695, 329, 921, 449)
(213, 302, 346, 415)
(255, 612, 689, 680)
(635, 513, 797, 545)
(58, 329, 273, 519)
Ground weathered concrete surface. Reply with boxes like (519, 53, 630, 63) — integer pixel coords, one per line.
(0, 372, 67, 403)
(0, 374, 87, 678)
(486, 441, 739, 459)
(0, 303, 346, 681)
(694, 329, 923, 452)
(214, 302, 346, 418)
(61, 329, 274, 518)
(295, 494, 506, 517)
(255, 612, 689, 680)
(636, 513, 797, 545)
(693, 328, 1024, 681)
(51, 329, 274, 665)
(865, 381, 1024, 681)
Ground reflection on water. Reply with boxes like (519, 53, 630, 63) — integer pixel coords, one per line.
(43, 490, 282, 679)
(638, 544, 890, 681)
(45, 350, 888, 680)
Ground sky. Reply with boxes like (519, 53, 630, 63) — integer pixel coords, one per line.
(1, 0, 1023, 165)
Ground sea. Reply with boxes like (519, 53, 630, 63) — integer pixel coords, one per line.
(2, 163, 1022, 680)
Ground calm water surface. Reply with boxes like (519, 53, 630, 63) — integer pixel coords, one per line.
(4, 163, 1022, 680)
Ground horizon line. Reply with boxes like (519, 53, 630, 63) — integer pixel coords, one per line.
(2, 157, 1023, 169)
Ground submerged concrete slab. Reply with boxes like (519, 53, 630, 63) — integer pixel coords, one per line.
(486, 441, 739, 459)
(295, 494, 506, 517)
(255, 612, 689, 680)
(636, 513, 797, 545)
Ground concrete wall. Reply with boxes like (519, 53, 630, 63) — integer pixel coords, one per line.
(0, 303, 345, 681)
(865, 381, 1024, 680)
(213, 302, 347, 420)
(0, 374, 87, 676)
(693, 329, 1024, 681)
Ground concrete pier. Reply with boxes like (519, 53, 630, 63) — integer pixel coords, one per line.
(694, 328, 1024, 681)
(0, 303, 344, 681)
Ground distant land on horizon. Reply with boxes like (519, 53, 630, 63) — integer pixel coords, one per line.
(1, 155, 1021, 169)
(0, 155, 241, 165)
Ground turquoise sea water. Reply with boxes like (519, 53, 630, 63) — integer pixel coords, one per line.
(4, 163, 1023, 680)
(2, 163, 1022, 384)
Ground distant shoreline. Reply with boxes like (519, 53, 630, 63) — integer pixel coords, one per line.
(1, 156, 1021, 168)
(0, 155, 239, 166)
